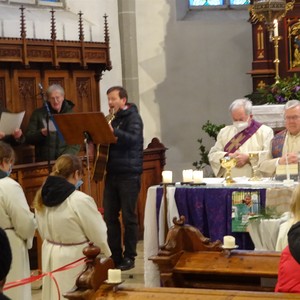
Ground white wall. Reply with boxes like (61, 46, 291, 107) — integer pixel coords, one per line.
(136, 0, 253, 181)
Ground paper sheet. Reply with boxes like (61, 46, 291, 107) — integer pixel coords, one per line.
(42, 119, 57, 132)
(0, 111, 25, 135)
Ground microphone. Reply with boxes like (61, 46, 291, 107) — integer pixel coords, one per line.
(38, 83, 44, 93)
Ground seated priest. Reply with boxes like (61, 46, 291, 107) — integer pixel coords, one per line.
(208, 98, 274, 178)
(259, 100, 300, 177)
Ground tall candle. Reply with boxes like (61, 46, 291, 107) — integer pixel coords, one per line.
(108, 269, 121, 283)
(274, 19, 278, 37)
(162, 170, 172, 183)
(193, 170, 203, 183)
(223, 235, 235, 248)
(182, 169, 193, 182)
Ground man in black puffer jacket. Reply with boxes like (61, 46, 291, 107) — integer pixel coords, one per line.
(103, 86, 143, 271)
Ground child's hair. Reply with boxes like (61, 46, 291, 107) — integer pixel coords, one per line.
(290, 184, 300, 222)
(0, 141, 15, 164)
(33, 154, 82, 211)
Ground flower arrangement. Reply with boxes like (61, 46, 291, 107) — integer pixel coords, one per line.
(246, 74, 300, 105)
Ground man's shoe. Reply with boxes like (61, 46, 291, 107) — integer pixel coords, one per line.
(117, 257, 135, 271)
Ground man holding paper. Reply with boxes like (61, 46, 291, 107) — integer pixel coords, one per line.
(259, 100, 300, 177)
(25, 84, 80, 162)
(0, 109, 25, 145)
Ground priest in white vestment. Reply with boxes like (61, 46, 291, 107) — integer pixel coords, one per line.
(0, 142, 36, 300)
(259, 100, 300, 177)
(209, 98, 274, 178)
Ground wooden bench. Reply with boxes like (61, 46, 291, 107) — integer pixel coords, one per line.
(91, 286, 300, 300)
(149, 216, 281, 292)
(63, 242, 300, 300)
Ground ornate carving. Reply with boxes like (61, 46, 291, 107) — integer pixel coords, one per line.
(85, 51, 106, 60)
(27, 49, 52, 58)
(0, 48, 21, 58)
(76, 77, 91, 111)
(57, 50, 80, 59)
(19, 5, 26, 39)
(48, 78, 65, 88)
(50, 9, 57, 41)
(78, 11, 84, 41)
(19, 78, 35, 104)
(0, 78, 6, 108)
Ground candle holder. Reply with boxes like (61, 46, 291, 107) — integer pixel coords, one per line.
(221, 245, 239, 258)
(272, 35, 282, 84)
(104, 280, 125, 292)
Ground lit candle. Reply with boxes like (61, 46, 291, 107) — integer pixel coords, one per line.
(162, 170, 172, 183)
(182, 169, 193, 182)
(193, 170, 203, 183)
(273, 19, 279, 37)
(223, 235, 236, 249)
(108, 269, 121, 283)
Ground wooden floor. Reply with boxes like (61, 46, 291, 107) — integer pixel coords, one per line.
(32, 240, 145, 300)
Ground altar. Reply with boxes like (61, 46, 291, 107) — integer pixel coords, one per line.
(144, 178, 294, 287)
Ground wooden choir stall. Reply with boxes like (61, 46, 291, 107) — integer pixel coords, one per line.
(0, 6, 167, 270)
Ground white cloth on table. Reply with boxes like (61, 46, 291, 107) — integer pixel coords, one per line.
(276, 213, 293, 251)
(144, 186, 179, 287)
(248, 212, 292, 251)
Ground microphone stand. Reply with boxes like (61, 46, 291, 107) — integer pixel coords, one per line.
(39, 84, 51, 174)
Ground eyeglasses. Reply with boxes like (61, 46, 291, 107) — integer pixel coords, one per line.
(284, 115, 300, 121)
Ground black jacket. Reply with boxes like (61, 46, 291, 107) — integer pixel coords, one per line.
(288, 221, 300, 264)
(106, 103, 143, 175)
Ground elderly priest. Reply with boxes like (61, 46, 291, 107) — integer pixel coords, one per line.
(208, 98, 274, 178)
(259, 100, 300, 177)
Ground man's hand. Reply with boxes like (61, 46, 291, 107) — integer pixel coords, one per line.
(279, 153, 298, 165)
(228, 152, 249, 168)
(41, 128, 48, 136)
(13, 128, 22, 139)
(0, 131, 5, 139)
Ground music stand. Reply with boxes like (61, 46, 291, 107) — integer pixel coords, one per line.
(54, 112, 117, 194)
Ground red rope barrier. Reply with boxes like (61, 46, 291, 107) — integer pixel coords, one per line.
(4, 257, 86, 300)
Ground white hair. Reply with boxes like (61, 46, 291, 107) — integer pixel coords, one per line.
(229, 98, 252, 115)
(47, 84, 65, 97)
(284, 100, 300, 111)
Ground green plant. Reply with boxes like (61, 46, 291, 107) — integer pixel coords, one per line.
(246, 73, 300, 105)
(193, 120, 225, 170)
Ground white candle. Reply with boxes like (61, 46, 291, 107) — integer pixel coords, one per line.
(274, 19, 278, 37)
(223, 235, 236, 248)
(108, 269, 121, 283)
(162, 170, 172, 183)
(193, 170, 203, 183)
(182, 169, 193, 182)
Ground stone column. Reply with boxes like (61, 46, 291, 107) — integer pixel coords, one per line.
(118, 0, 140, 108)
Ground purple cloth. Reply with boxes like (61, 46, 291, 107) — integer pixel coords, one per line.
(155, 186, 266, 250)
(224, 119, 262, 154)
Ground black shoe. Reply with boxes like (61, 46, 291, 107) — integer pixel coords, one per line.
(117, 257, 135, 271)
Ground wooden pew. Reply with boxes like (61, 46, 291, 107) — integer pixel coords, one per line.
(91, 286, 300, 300)
(64, 242, 300, 300)
(149, 216, 280, 292)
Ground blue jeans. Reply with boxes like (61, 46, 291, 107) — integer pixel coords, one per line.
(103, 174, 141, 265)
